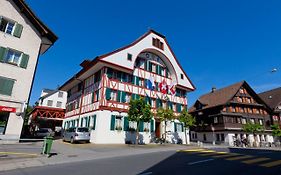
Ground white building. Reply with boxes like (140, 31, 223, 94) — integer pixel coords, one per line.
(37, 89, 67, 109)
(0, 0, 57, 141)
(60, 30, 195, 144)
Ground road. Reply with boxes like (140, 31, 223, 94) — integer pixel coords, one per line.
(1, 147, 281, 175)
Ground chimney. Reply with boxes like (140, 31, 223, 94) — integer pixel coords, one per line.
(211, 87, 216, 93)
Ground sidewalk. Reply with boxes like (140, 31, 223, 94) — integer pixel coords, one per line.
(0, 140, 198, 172)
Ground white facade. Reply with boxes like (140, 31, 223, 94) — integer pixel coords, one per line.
(37, 90, 67, 109)
(190, 131, 274, 147)
(63, 110, 189, 144)
(0, 0, 56, 141)
(61, 30, 194, 144)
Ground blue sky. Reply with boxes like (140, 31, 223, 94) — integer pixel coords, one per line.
(27, 0, 281, 107)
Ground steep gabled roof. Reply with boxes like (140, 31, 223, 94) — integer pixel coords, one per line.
(259, 87, 281, 111)
(12, 0, 58, 53)
(60, 29, 195, 91)
(189, 81, 244, 112)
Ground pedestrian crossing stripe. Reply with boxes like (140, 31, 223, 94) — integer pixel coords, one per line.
(260, 160, 281, 168)
(242, 158, 271, 164)
(178, 149, 206, 152)
(212, 153, 241, 158)
(225, 155, 253, 161)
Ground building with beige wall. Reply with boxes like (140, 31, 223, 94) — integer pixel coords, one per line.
(0, 0, 57, 141)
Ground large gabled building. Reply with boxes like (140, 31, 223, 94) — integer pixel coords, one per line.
(0, 0, 57, 141)
(189, 81, 274, 146)
(259, 87, 281, 128)
(60, 30, 195, 144)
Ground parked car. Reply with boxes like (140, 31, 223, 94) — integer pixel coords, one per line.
(34, 128, 54, 138)
(62, 127, 90, 144)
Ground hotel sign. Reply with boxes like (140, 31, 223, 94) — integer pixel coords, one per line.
(0, 106, 16, 113)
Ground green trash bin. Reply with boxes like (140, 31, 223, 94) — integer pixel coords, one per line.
(42, 136, 53, 155)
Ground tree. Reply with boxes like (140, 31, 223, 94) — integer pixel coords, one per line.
(128, 98, 152, 144)
(156, 107, 175, 143)
(179, 109, 196, 144)
(23, 105, 33, 126)
(243, 123, 264, 146)
(271, 124, 281, 141)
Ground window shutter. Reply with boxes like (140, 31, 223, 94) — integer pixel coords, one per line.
(181, 123, 184, 132)
(177, 103, 181, 112)
(150, 119, 154, 132)
(92, 115, 96, 130)
(0, 47, 7, 62)
(20, 54, 29, 69)
(106, 88, 111, 100)
(144, 61, 148, 70)
(123, 117, 129, 131)
(87, 116, 91, 128)
(110, 115, 115, 130)
(135, 76, 140, 86)
(132, 94, 136, 100)
(149, 62, 152, 72)
(132, 76, 135, 85)
(96, 89, 99, 101)
(117, 90, 121, 102)
(0, 77, 14, 96)
(13, 23, 23, 38)
(91, 92, 95, 103)
(121, 91, 126, 103)
(174, 122, 177, 132)
(156, 65, 159, 75)
(139, 121, 144, 132)
(136, 94, 140, 100)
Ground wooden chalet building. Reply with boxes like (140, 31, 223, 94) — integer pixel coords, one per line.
(189, 81, 274, 146)
(60, 30, 195, 144)
(259, 87, 281, 128)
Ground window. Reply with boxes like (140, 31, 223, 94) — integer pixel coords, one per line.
(125, 93, 131, 103)
(0, 17, 23, 37)
(127, 53, 132, 61)
(180, 74, 184, 80)
(248, 108, 253, 114)
(115, 116, 123, 130)
(236, 117, 241, 124)
(58, 92, 63, 98)
(56, 101, 62, 108)
(151, 99, 155, 108)
(239, 88, 244, 94)
(110, 90, 117, 101)
(0, 112, 9, 135)
(258, 119, 263, 125)
(250, 118, 255, 124)
(47, 100, 53, 107)
(5, 49, 21, 66)
(175, 123, 183, 132)
(129, 121, 137, 130)
(144, 122, 150, 132)
(152, 38, 164, 50)
(152, 64, 156, 73)
(214, 117, 218, 124)
(0, 76, 15, 96)
(241, 118, 247, 124)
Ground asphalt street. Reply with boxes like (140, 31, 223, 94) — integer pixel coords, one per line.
(1, 148, 281, 175)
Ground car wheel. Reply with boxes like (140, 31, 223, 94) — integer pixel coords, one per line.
(70, 137, 75, 144)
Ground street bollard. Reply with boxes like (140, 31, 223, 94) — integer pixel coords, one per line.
(42, 136, 53, 156)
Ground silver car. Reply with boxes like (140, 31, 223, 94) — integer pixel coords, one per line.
(63, 127, 90, 144)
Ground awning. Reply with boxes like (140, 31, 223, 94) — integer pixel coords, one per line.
(0, 106, 16, 113)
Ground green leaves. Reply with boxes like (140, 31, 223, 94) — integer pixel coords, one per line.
(243, 123, 264, 134)
(271, 124, 281, 137)
(128, 97, 152, 123)
(179, 108, 196, 128)
(157, 107, 174, 122)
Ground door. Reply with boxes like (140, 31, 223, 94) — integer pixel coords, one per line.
(155, 121, 161, 138)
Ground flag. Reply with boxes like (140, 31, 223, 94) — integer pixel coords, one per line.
(169, 81, 176, 96)
(146, 76, 155, 90)
(159, 79, 168, 94)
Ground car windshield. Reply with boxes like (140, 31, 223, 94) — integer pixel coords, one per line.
(77, 128, 89, 132)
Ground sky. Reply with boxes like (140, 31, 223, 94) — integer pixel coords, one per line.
(26, 0, 281, 107)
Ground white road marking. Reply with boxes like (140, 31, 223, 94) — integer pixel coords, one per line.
(188, 159, 214, 165)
